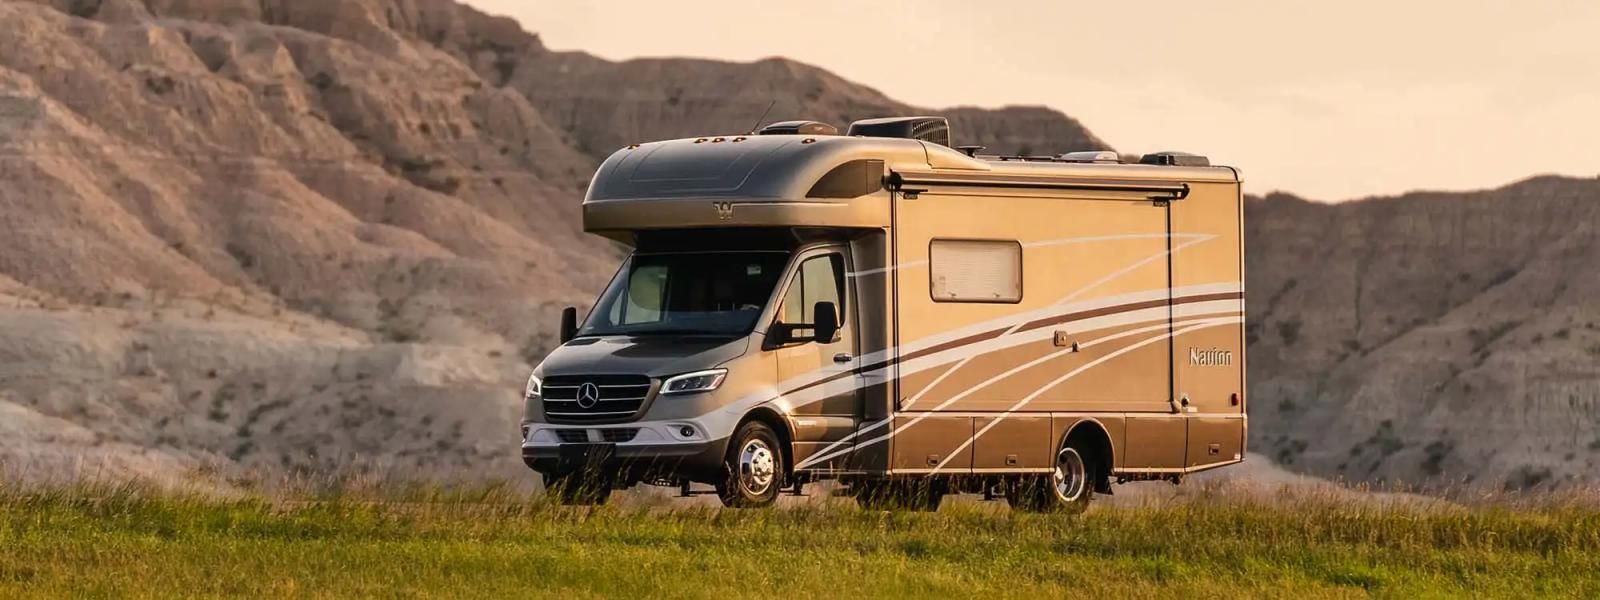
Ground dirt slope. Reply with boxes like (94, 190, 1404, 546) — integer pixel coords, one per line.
(1246, 176, 1600, 490)
(0, 0, 1108, 484)
(510, 51, 1107, 160)
(3, 0, 1594, 491)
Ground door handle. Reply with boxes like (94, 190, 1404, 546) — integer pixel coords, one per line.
(832, 352, 853, 363)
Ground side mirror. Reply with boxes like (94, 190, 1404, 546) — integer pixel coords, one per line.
(558, 306, 578, 344)
(812, 301, 838, 344)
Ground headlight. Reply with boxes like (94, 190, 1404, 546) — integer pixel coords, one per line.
(524, 373, 541, 400)
(661, 369, 727, 395)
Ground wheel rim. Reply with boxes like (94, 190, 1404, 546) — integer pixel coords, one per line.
(738, 439, 777, 496)
(1054, 448, 1087, 502)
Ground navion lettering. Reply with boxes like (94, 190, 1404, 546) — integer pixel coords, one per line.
(1188, 347, 1233, 367)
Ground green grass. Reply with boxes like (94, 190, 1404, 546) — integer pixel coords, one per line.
(1, 482, 1598, 598)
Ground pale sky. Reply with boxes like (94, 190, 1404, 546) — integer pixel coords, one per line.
(469, 1, 1600, 201)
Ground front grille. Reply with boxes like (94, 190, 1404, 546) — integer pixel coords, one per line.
(555, 429, 589, 443)
(542, 374, 652, 423)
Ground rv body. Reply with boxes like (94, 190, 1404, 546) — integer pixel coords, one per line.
(521, 118, 1246, 510)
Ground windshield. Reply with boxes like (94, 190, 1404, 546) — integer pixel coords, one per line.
(578, 251, 790, 337)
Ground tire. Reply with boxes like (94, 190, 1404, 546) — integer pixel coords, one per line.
(716, 421, 784, 508)
(854, 480, 944, 512)
(1007, 442, 1096, 514)
(545, 473, 612, 506)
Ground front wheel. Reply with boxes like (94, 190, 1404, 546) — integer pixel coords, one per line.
(716, 421, 784, 508)
(1007, 444, 1095, 514)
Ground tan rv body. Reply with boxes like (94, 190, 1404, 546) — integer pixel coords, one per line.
(522, 122, 1245, 506)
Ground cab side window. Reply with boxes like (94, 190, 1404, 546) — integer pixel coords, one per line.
(618, 264, 666, 324)
(779, 253, 845, 326)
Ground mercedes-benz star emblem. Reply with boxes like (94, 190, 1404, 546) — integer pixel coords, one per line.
(576, 382, 601, 409)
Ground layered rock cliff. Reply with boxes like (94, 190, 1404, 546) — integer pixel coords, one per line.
(1, 0, 1593, 491)
(1246, 176, 1600, 490)
(0, 0, 1105, 483)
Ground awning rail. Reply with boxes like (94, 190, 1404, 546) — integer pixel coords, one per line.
(887, 171, 1190, 201)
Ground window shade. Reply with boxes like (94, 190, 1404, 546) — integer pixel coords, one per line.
(929, 240, 1022, 303)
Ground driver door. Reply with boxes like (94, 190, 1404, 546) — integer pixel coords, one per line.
(774, 246, 861, 469)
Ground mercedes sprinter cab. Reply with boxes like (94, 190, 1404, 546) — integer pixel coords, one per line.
(522, 117, 1247, 511)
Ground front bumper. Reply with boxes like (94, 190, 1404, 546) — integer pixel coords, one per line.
(521, 422, 731, 483)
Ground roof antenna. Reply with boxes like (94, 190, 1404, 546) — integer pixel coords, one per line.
(746, 100, 776, 135)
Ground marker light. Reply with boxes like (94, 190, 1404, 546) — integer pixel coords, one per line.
(661, 369, 727, 395)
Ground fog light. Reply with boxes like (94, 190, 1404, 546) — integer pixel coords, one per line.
(679, 426, 696, 438)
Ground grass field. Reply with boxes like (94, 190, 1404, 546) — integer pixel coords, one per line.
(2, 481, 1598, 598)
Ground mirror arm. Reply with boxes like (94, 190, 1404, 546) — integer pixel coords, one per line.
(763, 322, 807, 350)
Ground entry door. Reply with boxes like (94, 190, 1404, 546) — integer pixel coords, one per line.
(775, 247, 862, 469)
(1114, 196, 1187, 471)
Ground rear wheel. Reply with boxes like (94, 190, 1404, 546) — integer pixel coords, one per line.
(1007, 443, 1095, 514)
(545, 473, 612, 505)
(716, 421, 784, 508)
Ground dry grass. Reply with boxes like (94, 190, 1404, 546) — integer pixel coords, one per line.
(1, 477, 1597, 598)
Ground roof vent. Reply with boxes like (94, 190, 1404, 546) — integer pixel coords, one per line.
(845, 116, 950, 147)
(1138, 151, 1210, 167)
(758, 120, 838, 136)
(1058, 151, 1121, 164)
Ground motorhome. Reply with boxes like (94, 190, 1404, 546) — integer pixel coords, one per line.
(521, 116, 1246, 511)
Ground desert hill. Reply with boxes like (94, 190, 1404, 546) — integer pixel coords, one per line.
(0, 0, 1106, 484)
(1, 0, 1594, 491)
(1246, 176, 1600, 489)
(510, 52, 1105, 161)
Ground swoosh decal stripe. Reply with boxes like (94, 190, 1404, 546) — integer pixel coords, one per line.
(797, 316, 1243, 470)
(1016, 291, 1242, 333)
(780, 290, 1243, 398)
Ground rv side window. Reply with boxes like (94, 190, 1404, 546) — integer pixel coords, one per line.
(929, 239, 1023, 303)
(779, 253, 845, 326)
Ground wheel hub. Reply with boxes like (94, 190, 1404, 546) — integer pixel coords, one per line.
(738, 440, 776, 495)
(1054, 448, 1087, 501)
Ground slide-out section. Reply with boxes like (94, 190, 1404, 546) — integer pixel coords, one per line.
(888, 185, 1177, 473)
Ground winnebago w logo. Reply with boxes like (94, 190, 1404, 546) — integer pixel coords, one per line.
(712, 202, 734, 220)
(1188, 347, 1233, 366)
